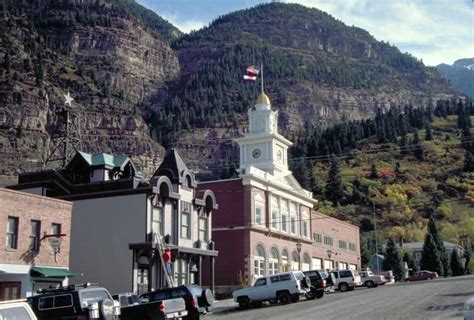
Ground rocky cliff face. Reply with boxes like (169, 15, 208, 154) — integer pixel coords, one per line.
(437, 58, 474, 98)
(0, 0, 180, 185)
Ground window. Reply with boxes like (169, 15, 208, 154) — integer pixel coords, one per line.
(268, 247, 279, 275)
(152, 207, 163, 236)
(323, 235, 333, 246)
(6, 216, 18, 249)
(270, 275, 279, 283)
(291, 251, 299, 271)
(198, 217, 208, 242)
(281, 250, 289, 272)
(30, 220, 41, 251)
(282, 213, 288, 232)
(279, 274, 291, 282)
(180, 212, 190, 239)
(349, 242, 356, 251)
(254, 245, 265, 277)
(51, 223, 61, 236)
(254, 278, 266, 287)
(313, 233, 322, 243)
(255, 206, 263, 225)
(303, 220, 308, 237)
(303, 254, 311, 271)
(39, 294, 73, 310)
(290, 216, 297, 234)
(339, 240, 347, 250)
(271, 209, 278, 229)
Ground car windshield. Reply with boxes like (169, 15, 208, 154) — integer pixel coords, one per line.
(318, 271, 329, 279)
(294, 272, 304, 281)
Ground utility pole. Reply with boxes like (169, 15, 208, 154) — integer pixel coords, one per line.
(373, 199, 379, 272)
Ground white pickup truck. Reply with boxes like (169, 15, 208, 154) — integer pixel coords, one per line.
(358, 270, 387, 288)
(232, 271, 311, 309)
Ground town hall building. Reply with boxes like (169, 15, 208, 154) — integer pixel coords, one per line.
(199, 92, 360, 294)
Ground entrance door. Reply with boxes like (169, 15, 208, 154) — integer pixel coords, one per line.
(137, 268, 149, 295)
(0, 282, 21, 301)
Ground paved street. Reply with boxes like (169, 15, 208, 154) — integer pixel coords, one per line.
(209, 274, 474, 320)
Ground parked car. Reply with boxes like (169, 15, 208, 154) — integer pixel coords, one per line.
(232, 271, 312, 309)
(405, 270, 438, 282)
(358, 270, 387, 288)
(28, 282, 121, 320)
(463, 296, 474, 320)
(375, 270, 395, 284)
(113, 292, 187, 320)
(0, 299, 37, 320)
(331, 269, 362, 292)
(303, 269, 334, 298)
(139, 284, 213, 320)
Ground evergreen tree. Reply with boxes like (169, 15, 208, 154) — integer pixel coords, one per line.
(427, 216, 451, 277)
(450, 249, 465, 276)
(369, 163, 379, 179)
(420, 233, 443, 276)
(382, 238, 404, 281)
(394, 162, 401, 176)
(324, 156, 344, 206)
(464, 150, 474, 172)
(412, 130, 424, 160)
(425, 124, 433, 141)
(399, 133, 409, 155)
(360, 237, 371, 269)
(465, 244, 472, 274)
(403, 251, 418, 273)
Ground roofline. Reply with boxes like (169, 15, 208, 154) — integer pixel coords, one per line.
(1, 188, 73, 206)
(312, 211, 360, 230)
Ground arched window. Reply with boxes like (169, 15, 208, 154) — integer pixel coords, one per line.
(303, 253, 311, 271)
(254, 245, 266, 277)
(281, 249, 289, 272)
(291, 251, 299, 271)
(268, 247, 279, 275)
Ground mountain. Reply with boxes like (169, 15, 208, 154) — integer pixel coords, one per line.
(146, 3, 460, 175)
(0, 1, 464, 185)
(437, 58, 474, 98)
(0, 0, 181, 185)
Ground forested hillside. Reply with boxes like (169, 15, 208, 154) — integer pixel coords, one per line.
(287, 98, 473, 256)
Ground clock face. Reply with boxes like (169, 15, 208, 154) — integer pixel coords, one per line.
(252, 148, 262, 159)
(277, 149, 283, 161)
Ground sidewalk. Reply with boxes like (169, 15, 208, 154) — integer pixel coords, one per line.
(211, 298, 237, 315)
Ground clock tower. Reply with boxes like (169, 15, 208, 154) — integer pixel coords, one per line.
(235, 91, 293, 175)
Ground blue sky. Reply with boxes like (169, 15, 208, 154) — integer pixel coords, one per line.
(136, 0, 473, 66)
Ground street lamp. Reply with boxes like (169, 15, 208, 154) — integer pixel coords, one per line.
(296, 241, 302, 270)
(327, 249, 333, 270)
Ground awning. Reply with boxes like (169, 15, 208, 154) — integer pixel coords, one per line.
(30, 267, 75, 278)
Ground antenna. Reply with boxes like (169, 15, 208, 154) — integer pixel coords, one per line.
(43, 92, 82, 169)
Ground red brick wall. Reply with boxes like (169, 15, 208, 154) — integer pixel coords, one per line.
(0, 188, 73, 268)
(199, 180, 247, 286)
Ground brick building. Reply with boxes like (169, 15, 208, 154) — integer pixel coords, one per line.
(199, 92, 360, 294)
(0, 188, 73, 301)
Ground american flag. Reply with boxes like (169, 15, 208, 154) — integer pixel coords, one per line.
(243, 65, 260, 81)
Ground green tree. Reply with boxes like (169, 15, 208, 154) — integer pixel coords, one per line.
(360, 237, 371, 269)
(465, 244, 472, 274)
(324, 156, 344, 205)
(369, 163, 379, 179)
(450, 249, 465, 276)
(412, 130, 424, 160)
(427, 216, 451, 277)
(382, 238, 404, 281)
(464, 150, 474, 172)
(420, 233, 443, 276)
(425, 124, 433, 141)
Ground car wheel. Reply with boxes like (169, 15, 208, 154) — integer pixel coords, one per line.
(305, 288, 316, 300)
(339, 283, 349, 292)
(201, 289, 214, 307)
(315, 290, 324, 299)
(278, 292, 291, 305)
(238, 296, 250, 310)
(366, 280, 374, 288)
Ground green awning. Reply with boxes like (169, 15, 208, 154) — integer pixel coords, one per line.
(30, 267, 75, 278)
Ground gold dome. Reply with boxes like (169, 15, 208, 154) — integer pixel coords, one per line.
(256, 92, 271, 105)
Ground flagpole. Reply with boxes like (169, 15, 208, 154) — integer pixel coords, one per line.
(261, 63, 264, 94)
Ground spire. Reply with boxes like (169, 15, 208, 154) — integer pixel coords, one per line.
(256, 92, 271, 106)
